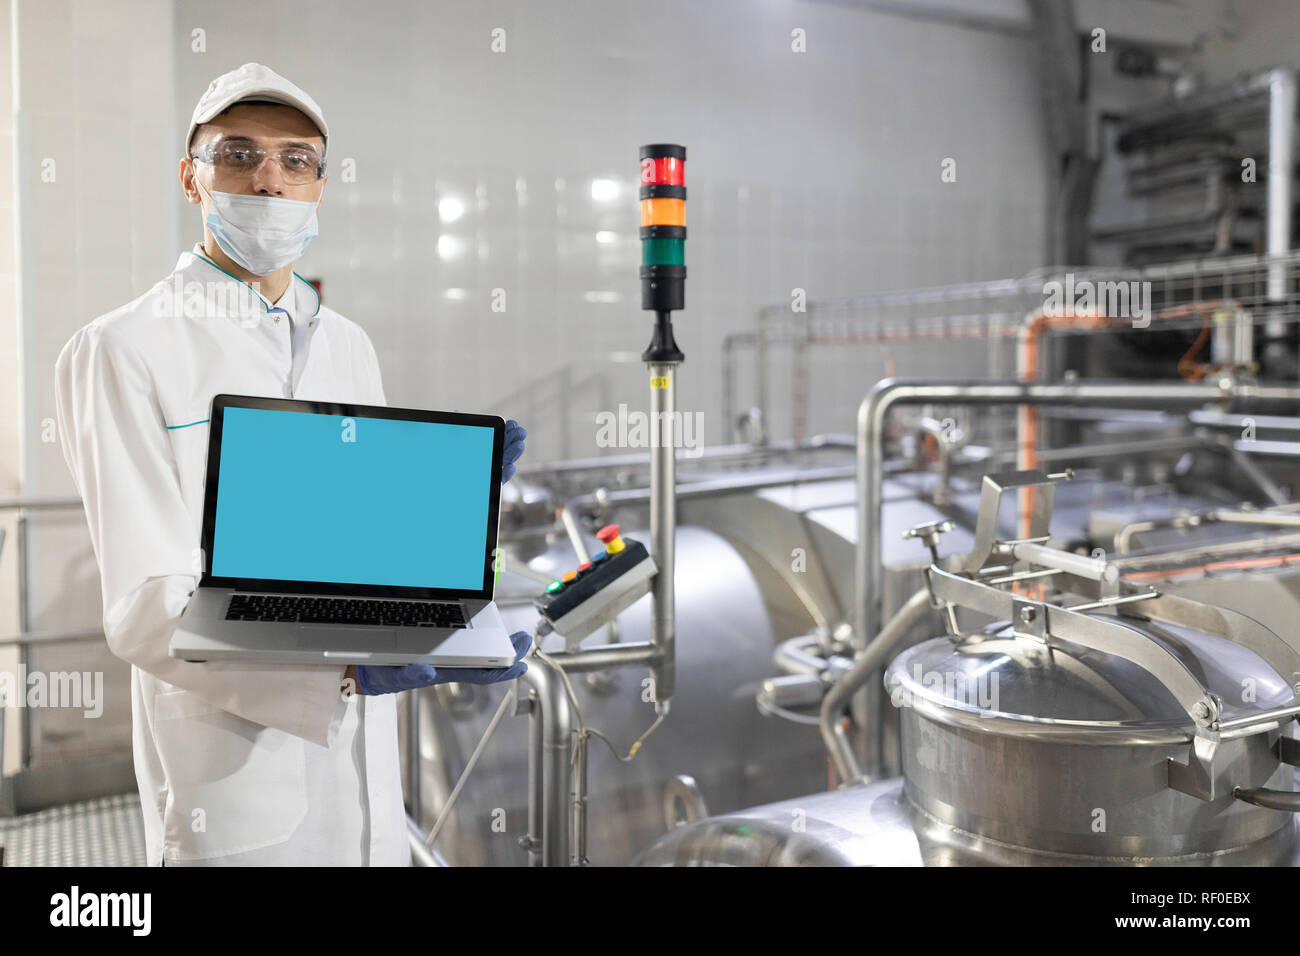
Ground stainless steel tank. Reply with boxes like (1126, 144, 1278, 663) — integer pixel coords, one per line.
(885, 617, 1300, 864)
(634, 612, 1300, 866)
(634, 562, 1300, 866)
(631, 778, 924, 866)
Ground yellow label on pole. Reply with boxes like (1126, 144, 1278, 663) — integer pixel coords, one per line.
(650, 376, 670, 389)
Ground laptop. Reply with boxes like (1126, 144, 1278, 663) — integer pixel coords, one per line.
(168, 394, 519, 667)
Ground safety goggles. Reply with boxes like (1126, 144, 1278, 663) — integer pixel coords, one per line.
(190, 137, 326, 186)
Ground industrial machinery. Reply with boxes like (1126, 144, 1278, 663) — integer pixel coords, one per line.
(401, 221, 1300, 866)
(637, 468, 1300, 866)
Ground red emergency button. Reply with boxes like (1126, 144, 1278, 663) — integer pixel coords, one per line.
(596, 524, 627, 555)
(578, 561, 593, 572)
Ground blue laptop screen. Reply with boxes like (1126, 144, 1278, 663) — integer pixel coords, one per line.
(210, 406, 495, 591)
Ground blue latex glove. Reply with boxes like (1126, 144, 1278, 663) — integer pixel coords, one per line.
(501, 420, 526, 484)
(355, 630, 531, 695)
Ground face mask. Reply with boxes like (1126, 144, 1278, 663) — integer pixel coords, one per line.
(196, 178, 321, 276)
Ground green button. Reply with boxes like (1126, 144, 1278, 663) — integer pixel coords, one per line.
(546, 580, 564, 593)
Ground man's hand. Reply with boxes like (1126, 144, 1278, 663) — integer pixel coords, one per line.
(501, 420, 526, 484)
(352, 631, 531, 696)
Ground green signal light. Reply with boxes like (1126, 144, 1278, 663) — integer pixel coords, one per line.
(546, 580, 563, 593)
(641, 237, 685, 266)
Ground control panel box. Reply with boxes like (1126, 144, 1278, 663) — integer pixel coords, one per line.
(533, 525, 658, 649)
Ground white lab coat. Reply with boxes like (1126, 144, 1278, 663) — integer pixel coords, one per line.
(54, 246, 411, 866)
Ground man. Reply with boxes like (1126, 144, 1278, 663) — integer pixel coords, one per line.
(53, 63, 529, 866)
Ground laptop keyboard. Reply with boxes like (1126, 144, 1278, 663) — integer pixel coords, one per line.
(225, 594, 467, 628)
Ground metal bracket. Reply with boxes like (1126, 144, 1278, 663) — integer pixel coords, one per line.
(962, 470, 1058, 574)
(1280, 731, 1300, 768)
(1167, 731, 1226, 802)
(1011, 598, 1047, 642)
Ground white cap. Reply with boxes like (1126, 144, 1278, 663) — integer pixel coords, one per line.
(186, 62, 327, 153)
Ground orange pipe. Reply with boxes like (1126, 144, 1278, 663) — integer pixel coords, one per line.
(1016, 300, 1243, 542)
(1122, 552, 1300, 583)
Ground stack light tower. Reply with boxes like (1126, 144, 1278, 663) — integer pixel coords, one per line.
(638, 143, 686, 710)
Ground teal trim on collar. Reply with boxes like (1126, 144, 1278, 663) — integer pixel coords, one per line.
(167, 418, 210, 430)
(182, 250, 272, 312)
(293, 271, 322, 318)
(179, 250, 319, 319)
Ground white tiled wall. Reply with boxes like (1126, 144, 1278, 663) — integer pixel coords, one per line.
(5, 0, 175, 775)
(170, 0, 1052, 459)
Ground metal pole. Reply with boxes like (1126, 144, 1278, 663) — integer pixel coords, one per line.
(406, 815, 449, 866)
(559, 505, 591, 563)
(17, 511, 29, 769)
(856, 378, 1300, 777)
(571, 730, 589, 866)
(1266, 70, 1296, 310)
(525, 683, 543, 867)
(648, 357, 678, 709)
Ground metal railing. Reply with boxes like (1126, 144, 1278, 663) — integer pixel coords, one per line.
(0, 497, 102, 779)
(740, 250, 1300, 446)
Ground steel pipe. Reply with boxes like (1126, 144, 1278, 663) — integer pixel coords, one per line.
(1266, 70, 1296, 308)
(821, 587, 933, 788)
(1011, 541, 1119, 583)
(516, 434, 855, 478)
(544, 642, 662, 675)
(856, 378, 1300, 776)
(406, 815, 449, 866)
(520, 656, 572, 867)
(773, 633, 837, 676)
(559, 506, 591, 564)
(572, 731, 589, 866)
(565, 463, 856, 517)
(649, 361, 678, 709)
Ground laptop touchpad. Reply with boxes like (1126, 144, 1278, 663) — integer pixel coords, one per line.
(298, 626, 397, 651)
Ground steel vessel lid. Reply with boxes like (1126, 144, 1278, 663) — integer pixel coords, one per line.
(885, 615, 1295, 740)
